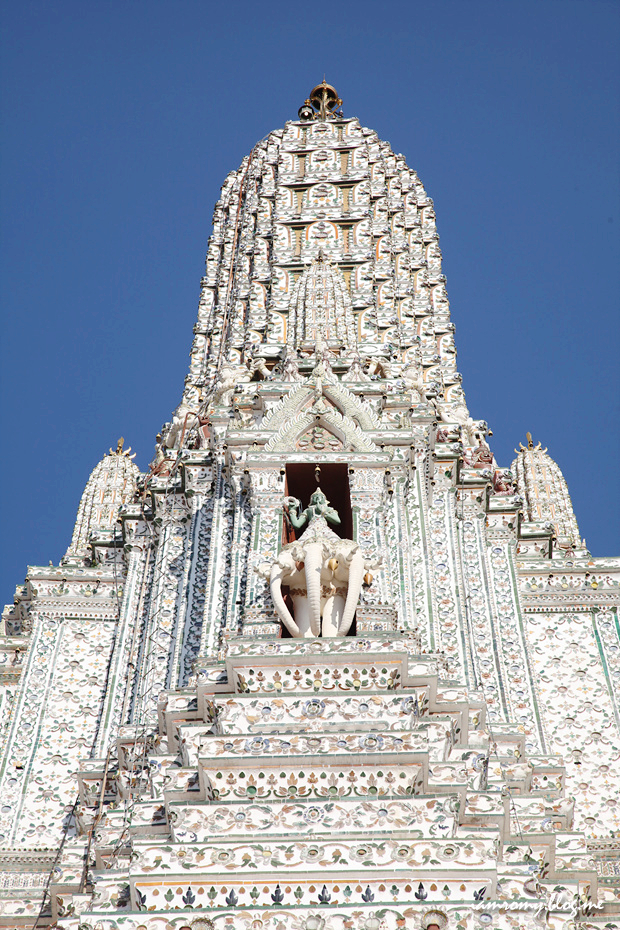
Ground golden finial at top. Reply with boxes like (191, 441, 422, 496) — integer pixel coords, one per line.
(516, 433, 546, 454)
(298, 80, 343, 121)
(108, 437, 136, 459)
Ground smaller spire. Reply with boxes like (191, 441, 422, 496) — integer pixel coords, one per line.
(512, 439, 580, 548)
(64, 443, 141, 562)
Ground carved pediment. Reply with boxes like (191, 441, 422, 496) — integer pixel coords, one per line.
(261, 379, 380, 434)
(264, 407, 379, 454)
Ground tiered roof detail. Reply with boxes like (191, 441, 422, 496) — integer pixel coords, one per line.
(173, 93, 462, 435)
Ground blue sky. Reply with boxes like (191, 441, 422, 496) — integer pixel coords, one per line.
(1, 0, 618, 597)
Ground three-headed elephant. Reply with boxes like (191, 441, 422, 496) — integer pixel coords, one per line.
(258, 537, 378, 638)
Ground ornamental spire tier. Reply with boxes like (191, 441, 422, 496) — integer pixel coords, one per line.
(1, 83, 619, 928)
(165, 81, 460, 455)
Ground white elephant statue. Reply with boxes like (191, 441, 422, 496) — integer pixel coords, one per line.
(257, 490, 380, 638)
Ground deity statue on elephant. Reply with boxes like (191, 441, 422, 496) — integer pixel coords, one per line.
(257, 490, 379, 638)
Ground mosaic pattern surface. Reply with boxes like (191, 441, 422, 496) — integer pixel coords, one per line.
(0, 83, 618, 927)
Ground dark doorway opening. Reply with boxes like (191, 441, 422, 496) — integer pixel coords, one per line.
(283, 463, 353, 543)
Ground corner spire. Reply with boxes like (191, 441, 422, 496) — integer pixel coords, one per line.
(512, 439, 581, 549)
(64, 443, 141, 562)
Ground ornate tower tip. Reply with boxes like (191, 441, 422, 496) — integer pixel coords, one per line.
(516, 432, 545, 454)
(108, 437, 135, 458)
(298, 79, 343, 121)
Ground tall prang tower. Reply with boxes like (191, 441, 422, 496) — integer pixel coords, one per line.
(2, 82, 619, 929)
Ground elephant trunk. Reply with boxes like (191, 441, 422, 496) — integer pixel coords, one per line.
(303, 542, 323, 637)
(270, 564, 300, 638)
(339, 549, 365, 636)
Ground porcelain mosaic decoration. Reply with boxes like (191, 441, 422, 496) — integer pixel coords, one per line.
(1, 82, 619, 929)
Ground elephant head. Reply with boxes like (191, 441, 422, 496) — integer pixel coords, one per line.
(257, 536, 380, 639)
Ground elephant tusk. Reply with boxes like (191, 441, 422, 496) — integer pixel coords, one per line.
(269, 564, 300, 637)
(339, 549, 365, 636)
(303, 542, 323, 637)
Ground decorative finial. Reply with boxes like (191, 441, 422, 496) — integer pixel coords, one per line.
(516, 433, 545, 454)
(315, 464, 321, 485)
(108, 437, 135, 458)
(298, 81, 343, 121)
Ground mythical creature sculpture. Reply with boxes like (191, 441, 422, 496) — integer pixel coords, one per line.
(466, 441, 494, 469)
(213, 362, 251, 407)
(492, 468, 514, 496)
(248, 353, 270, 381)
(435, 396, 480, 447)
(163, 401, 200, 449)
(277, 346, 303, 382)
(401, 360, 426, 402)
(257, 490, 379, 638)
(342, 351, 370, 383)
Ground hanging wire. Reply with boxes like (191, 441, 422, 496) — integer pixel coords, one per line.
(378, 140, 402, 354)
(33, 133, 276, 920)
(216, 138, 266, 371)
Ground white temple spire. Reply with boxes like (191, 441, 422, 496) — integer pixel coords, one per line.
(0, 83, 618, 927)
(512, 433, 581, 548)
(63, 439, 140, 563)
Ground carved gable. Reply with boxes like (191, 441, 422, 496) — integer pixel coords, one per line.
(265, 404, 379, 453)
(260, 378, 380, 441)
